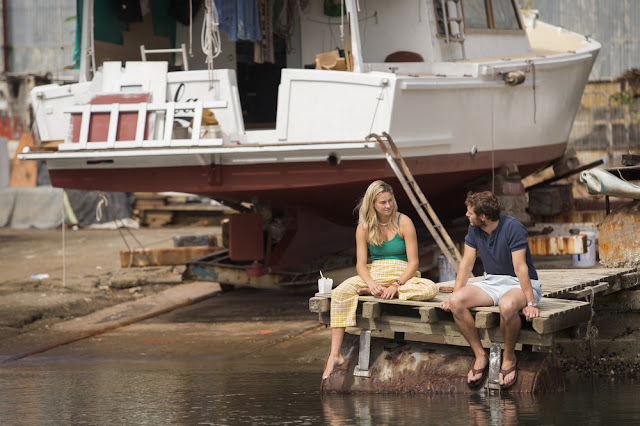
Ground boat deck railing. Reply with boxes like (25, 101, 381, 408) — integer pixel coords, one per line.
(58, 100, 228, 151)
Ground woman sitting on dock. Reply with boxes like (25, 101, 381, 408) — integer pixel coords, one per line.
(322, 180, 438, 380)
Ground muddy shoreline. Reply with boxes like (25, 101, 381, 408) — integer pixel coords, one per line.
(2, 226, 639, 379)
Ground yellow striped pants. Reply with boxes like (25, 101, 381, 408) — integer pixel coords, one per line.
(330, 259, 438, 328)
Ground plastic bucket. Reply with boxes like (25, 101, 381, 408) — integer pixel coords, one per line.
(571, 232, 597, 267)
(438, 255, 456, 282)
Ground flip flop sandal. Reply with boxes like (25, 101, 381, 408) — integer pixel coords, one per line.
(500, 363, 518, 390)
(467, 362, 489, 388)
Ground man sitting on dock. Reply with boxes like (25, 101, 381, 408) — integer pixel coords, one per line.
(440, 191, 542, 390)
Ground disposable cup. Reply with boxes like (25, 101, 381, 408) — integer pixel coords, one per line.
(318, 277, 333, 293)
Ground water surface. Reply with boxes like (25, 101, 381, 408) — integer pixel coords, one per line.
(2, 359, 640, 425)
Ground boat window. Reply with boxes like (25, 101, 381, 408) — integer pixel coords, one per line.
(492, 0, 521, 29)
(462, 0, 490, 29)
(456, 0, 522, 31)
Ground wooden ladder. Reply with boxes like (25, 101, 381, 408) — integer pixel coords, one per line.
(440, 0, 466, 61)
(368, 132, 469, 276)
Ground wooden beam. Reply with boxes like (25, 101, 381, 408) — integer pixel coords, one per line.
(355, 315, 554, 347)
(475, 311, 499, 329)
(416, 306, 444, 323)
(309, 297, 330, 313)
(362, 301, 381, 319)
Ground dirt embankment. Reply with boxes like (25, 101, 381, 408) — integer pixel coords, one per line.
(0, 225, 222, 341)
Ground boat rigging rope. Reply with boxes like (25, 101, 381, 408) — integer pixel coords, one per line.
(202, 0, 222, 90)
(96, 192, 146, 268)
(526, 60, 537, 124)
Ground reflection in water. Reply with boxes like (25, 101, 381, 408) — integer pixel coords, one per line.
(2, 360, 640, 424)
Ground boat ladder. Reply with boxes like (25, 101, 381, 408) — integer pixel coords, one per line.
(140, 43, 189, 71)
(367, 132, 468, 276)
(440, 0, 466, 61)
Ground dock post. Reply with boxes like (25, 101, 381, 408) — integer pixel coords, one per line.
(487, 342, 502, 391)
(353, 329, 372, 377)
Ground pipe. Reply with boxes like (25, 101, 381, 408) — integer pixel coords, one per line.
(2, 0, 7, 72)
(580, 168, 640, 199)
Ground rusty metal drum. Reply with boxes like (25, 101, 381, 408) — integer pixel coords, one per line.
(322, 334, 564, 394)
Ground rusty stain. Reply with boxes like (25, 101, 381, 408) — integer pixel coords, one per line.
(322, 335, 564, 394)
(599, 200, 640, 267)
(528, 236, 586, 255)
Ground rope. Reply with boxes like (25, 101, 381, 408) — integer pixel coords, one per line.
(368, 85, 385, 135)
(526, 60, 537, 124)
(491, 93, 495, 192)
(61, 191, 66, 288)
(201, 0, 222, 90)
(96, 192, 146, 269)
(189, 0, 193, 56)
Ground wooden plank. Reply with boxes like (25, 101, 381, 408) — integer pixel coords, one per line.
(354, 315, 554, 347)
(309, 297, 330, 313)
(564, 282, 610, 300)
(532, 303, 592, 334)
(599, 271, 640, 297)
(120, 246, 222, 267)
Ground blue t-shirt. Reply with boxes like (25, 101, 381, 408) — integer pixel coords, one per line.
(464, 214, 538, 280)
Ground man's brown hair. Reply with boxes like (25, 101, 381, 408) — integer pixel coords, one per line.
(465, 191, 501, 221)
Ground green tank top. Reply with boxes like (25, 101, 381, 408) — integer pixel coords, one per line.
(368, 214, 408, 262)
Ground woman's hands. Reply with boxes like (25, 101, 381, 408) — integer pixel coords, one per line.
(380, 284, 398, 300)
(366, 282, 385, 297)
(365, 282, 398, 299)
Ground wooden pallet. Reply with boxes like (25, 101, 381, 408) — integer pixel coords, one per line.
(309, 268, 640, 349)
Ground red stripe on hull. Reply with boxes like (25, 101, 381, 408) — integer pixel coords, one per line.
(48, 142, 566, 223)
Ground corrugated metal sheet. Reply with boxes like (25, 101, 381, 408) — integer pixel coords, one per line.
(6, 0, 76, 77)
(530, 0, 640, 80)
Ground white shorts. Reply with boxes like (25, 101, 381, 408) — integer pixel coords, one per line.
(469, 273, 542, 306)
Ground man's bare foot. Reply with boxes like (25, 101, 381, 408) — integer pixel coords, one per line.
(357, 288, 371, 296)
(467, 355, 489, 386)
(322, 353, 345, 380)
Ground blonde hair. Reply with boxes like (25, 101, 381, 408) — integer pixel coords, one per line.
(356, 180, 398, 246)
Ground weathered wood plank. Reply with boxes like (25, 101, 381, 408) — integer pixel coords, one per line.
(362, 301, 381, 319)
(564, 282, 610, 300)
(599, 271, 640, 297)
(475, 311, 499, 328)
(309, 297, 330, 313)
(353, 315, 554, 347)
(532, 303, 592, 334)
(416, 306, 444, 323)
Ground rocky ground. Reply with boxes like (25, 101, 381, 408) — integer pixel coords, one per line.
(0, 225, 223, 341)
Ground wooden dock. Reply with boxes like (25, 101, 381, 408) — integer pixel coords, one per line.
(310, 267, 639, 350)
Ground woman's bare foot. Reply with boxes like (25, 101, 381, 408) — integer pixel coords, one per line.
(357, 288, 371, 296)
(322, 353, 345, 380)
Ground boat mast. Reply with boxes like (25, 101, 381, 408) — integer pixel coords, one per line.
(78, 0, 95, 82)
(344, 0, 363, 73)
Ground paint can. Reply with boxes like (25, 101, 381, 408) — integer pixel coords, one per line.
(438, 255, 456, 282)
(571, 232, 597, 267)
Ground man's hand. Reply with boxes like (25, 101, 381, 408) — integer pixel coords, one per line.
(380, 285, 398, 300)
(522, 305, 539, 321)
(440, 299, 451, 311)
